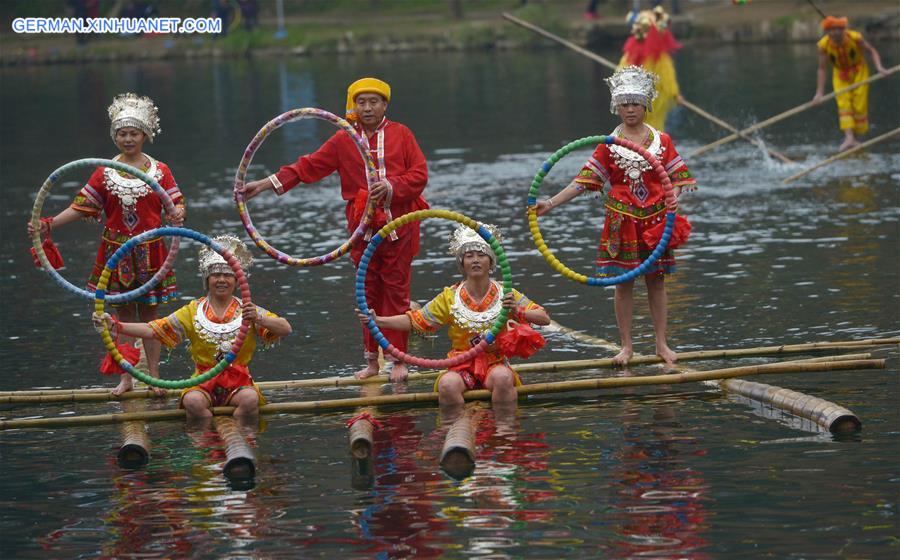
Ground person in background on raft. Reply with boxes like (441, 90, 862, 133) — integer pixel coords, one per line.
(533, 66, 696, 367)
(812, 15, 887, 153)
(27, 93, 185, 396)
(93, 235, 292, 421)
(618, 5, 683, 132)
(356, 224, 550, 412)
(238, 77, 428, 383)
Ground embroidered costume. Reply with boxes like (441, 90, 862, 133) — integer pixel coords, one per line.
(408, 281, 543, 391)
(618, 7, 681, 131)
(147, 235, 282, 408)
(576, 67, 696, 277)
(149, 296, 279, 407)
(817, 26, 871, 135)
(73, 156, 182, 304)
(270, 78, 428, 361)
(71, 93, 182, 306)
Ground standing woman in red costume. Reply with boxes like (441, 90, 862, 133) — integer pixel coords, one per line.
(534, 66, 696, 366)
(618, 6, 683, 132)
(240, 77, 428, 383)
(28, 93, 185, 395)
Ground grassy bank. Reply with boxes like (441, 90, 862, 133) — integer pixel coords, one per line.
(1, 0, 895, 65)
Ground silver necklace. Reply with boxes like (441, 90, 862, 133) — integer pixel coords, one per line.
(104, 154, 159, 216)
(194, 297, 243, 355)
(450, 280, 503, 333)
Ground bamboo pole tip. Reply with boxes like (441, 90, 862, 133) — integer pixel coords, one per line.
(440, 447, 475, 481)
(117, 444, 149, 469)
(350, 438, 372, 459)
(829, 414, 862, 435)
(223, 456, 256, 481)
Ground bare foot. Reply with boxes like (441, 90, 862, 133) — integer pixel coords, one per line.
(354, 361, 380, 380)
(838, 138, 860, 152)
(151, 386, 168, 398)
(656, 344, 678, 365)
(111, 375, 134, 396)
(612, 348, 633, 366)
(389, 362, 409, 383)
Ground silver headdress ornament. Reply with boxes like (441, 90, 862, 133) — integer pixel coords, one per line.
(108, 93, 161, 144)
(605, 66, 658, 114)
(448, 224, 501, 266)
(199, 235, 253, 283)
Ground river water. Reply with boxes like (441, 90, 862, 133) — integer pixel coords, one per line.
(1, 44, 898, 558)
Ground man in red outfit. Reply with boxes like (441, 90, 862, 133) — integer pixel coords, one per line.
(239, 77, 428, 382)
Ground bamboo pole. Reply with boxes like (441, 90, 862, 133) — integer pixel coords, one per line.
(3, 337, 895, 404)
(348, 408, 376, 460)
(0, 358, 883, 430)
(214, 416, 256, 480)
(691, 65, 900, 158)
(116, 347, 151, 468)
(440, 404, 481, 480)
(501, 12, 797, 164)
(718, 378, 861, 434)
(782, 126, 900, 184)
(117, 421, 150, 468)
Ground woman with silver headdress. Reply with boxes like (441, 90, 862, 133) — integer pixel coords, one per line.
(28, 93, 186, 396)
(357, 224, 550, 407)
(93, 235, 292, 419)
(534, 66, 696, 367)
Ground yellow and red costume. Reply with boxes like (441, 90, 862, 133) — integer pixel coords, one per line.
(148, 297, 281, 407)
(817, 27, 871, 135)
(72, 156, 182, 305)
(406, 281, 543, 390)
(618, 8, 681, 131)
(574, 124, 696, 276)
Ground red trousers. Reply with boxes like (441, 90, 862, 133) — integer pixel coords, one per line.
(352, 232, 414, 359)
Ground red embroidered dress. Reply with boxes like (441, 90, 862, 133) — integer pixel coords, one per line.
(71, 155, 182, 305)
(574, 125, 696, 276)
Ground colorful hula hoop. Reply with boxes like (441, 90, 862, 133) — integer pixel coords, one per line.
(94, 227, 252, 389)
(30, 158, 180, 303)
(356, 210, 512, 369)
(234, 107, 378, 267)
(527, 135, 678, 286)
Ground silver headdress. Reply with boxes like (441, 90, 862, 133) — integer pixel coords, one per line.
(108, 93, 161, 144)
(448, 224, 501, 266)
(605, 65, 658, 114)
(199, 235, 253, 284)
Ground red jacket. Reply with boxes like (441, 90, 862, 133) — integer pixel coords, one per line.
(274, 118, 428, 251)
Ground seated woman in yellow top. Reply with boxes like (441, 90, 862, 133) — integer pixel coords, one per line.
(813, 15, 887, 152)
(357, 224, 550, 407)
(93, 235, 292, 419)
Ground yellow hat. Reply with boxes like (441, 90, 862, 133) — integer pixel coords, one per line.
(345, 78, 391, 122)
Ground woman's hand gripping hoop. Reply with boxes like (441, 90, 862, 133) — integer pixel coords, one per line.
(30, 158, 180, 303)
(356, 210, 513, 369)
(233, 107, 379, 267)
(526, 135, 678, 285)
(94, 227, 251, 389)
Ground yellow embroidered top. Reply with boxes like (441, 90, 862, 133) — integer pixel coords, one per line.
(817, 30, 867, 78)
(407, 281, 541, 360)
(148, 297, 279, 370)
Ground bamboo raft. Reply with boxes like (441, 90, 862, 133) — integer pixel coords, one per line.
(2, 337, 895, 404)
(0, 357, 885, 430)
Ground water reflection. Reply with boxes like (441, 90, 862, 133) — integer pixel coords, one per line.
(606, 404, 711, 559)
